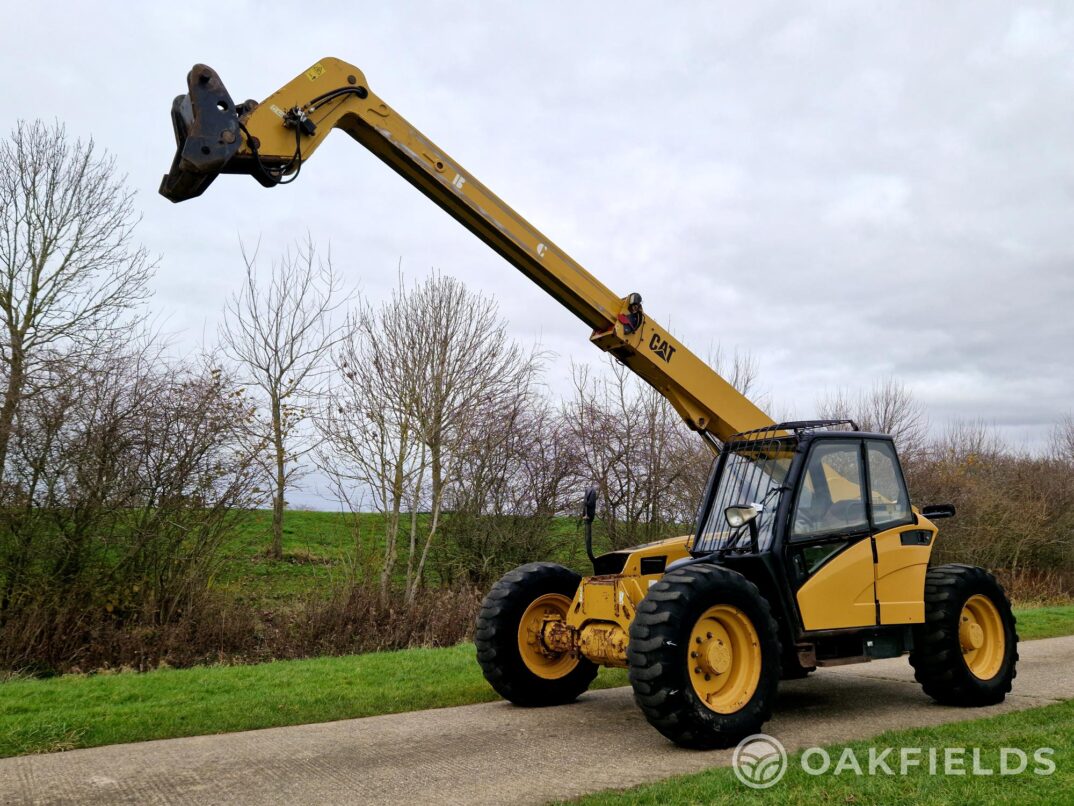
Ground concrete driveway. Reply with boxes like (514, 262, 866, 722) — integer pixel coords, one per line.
(3, 635, 1073, 805)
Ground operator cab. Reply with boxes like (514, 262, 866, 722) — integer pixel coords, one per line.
(690, 419, 913, 562)
(685, 420, 925, 634)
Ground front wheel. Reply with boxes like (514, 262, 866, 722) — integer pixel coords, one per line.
(909, 564, 1018, 706)
(475, 562, 597, 707)
(628, 563, 781, 748)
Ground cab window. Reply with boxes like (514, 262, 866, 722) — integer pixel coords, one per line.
(791, 440, 868, 538)
(867, 440, 912, 529)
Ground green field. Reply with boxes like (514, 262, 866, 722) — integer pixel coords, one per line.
(216, 510, 1072, 613)
(215, 510, 596, 608)
(215, 510, 368, 607)
(1, 605, 1072, 759)
(571, 698, 1074, 805)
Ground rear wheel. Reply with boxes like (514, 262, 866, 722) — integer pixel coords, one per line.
(909, 564, 1018, 706)
(475, 562, 597, 706)
(628, 564, 781, 748)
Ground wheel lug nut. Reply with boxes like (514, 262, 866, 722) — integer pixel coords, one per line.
(707, 632, 713, 639)
(691, 651, 698, 658)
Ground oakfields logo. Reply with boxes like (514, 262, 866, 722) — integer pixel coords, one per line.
(733, 734, 1056, 788)
(732, 734, 787, 789)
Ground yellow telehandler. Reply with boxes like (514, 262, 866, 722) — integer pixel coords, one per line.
(160, 58, 1018, 748)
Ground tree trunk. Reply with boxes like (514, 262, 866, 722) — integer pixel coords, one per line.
(410, 497, 440, 604)
(380, 425, 409, 596)
(404, 443, 427, 595)
(0, 339, 24, 477)
(408, 441, 442, 604)
(269, 395, 285, 560)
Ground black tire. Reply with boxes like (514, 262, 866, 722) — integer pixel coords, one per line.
(627, 563, 781, 749)
(475, 562, 598, 707)
(909, 564, 1018, 706)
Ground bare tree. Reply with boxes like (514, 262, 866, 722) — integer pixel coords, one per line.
(566, 359, 706, 549)
(0, 343, 259, 626)
(220, 238, 347, 560)
(910, 421, 1074, 579)
(930, 418, 1005, 464)
(440, 385, 576, 587)
(818, 377, 928, 463)
(1054, 414, 1074, 465)
(565, 346, 761, 550)
(317, 273, 542, 600)
(706, 346, 762, 403)
(317, 309, 422, 593)
(0, 120, 153, 474)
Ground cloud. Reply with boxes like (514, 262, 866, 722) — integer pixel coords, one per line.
(2, 1, 1071, 505)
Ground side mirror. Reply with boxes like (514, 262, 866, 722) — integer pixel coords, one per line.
(921, 503, 956, 520)
(584, 487, 598, 522)
(724, 503, 762, 528)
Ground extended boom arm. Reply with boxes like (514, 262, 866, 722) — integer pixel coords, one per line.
(161, 58, 773, 444)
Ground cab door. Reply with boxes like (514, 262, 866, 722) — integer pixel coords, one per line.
(789, 439, 878, 631)
(866, 440, 929, 624)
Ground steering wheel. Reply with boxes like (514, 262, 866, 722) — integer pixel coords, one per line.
(794, 500, 830, 533)
(827, 500, 865, 525)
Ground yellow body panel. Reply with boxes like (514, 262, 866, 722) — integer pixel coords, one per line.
(617, 537, 692, 577)
(796, 538, 877, 630)
(874, 523, 937, 624)
(798, 514, 938, 631)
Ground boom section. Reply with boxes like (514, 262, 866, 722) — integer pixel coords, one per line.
(160, 58, 773, 442)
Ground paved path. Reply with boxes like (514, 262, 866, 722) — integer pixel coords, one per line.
(3, 636, 1073, 805)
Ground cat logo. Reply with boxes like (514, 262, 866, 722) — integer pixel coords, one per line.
(649, 333, 676, 363)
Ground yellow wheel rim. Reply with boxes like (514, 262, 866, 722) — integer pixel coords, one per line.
(687, 604, 762, 714)
(517, 593, 578, 680)
(960, 594, 1006, 680)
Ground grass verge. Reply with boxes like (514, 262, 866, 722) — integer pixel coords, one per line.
(1014, 603, 1074, 641)
(0, 644, 627, 758)
(570, 697, 1073, 805)
(1, 604, 1071, 759)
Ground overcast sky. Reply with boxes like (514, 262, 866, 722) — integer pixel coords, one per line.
(3, 2, 1072, 506)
